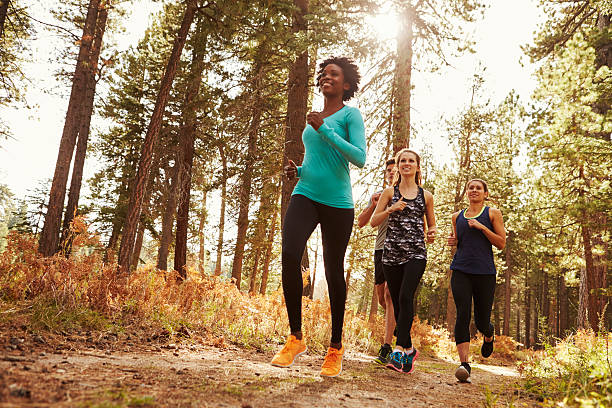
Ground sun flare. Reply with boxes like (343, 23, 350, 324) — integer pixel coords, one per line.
(368, 9, 399, 41)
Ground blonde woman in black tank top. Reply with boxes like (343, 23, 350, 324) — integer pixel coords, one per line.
(371, 149, 437, 374)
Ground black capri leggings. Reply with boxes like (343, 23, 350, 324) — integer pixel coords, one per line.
(383, 259, 426, 349)
(281, 194, 354, 344)
(451, 270, 496, 344)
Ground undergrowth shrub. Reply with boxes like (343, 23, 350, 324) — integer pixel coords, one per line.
(0, 230, 506, 362)
(518, 330, 612, 407)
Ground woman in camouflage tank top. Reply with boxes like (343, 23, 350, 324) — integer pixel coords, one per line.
(370, 149, 437, 374)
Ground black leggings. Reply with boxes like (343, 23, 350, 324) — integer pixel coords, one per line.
(383, 259, 426, 349)
(282, 194, 354, 344)
(451, 270, 496, 344)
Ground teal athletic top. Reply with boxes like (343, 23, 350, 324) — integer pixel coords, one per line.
(293, 105, 366, 209)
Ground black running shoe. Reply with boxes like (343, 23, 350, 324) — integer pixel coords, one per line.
(374, 343, 392, 365)
(455, 363, 471, 383)
(481, 335, 494, 358)
(386, 351, 406, 373)
(402, 348, 419, 374)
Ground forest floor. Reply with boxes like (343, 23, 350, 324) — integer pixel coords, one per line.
(0, 325, 540, 408)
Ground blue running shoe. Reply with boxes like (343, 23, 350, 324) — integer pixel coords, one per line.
(386, 350, 406, 373)
(402, 348, 419, 373)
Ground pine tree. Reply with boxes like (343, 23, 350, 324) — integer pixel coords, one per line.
(118, 0, 198, 273)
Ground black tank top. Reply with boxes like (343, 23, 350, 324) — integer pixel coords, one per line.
(450, 206, 496, 275)
(382, 186, 427, 265)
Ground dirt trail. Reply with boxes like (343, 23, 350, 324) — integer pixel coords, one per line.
(0, 332, 538, 408)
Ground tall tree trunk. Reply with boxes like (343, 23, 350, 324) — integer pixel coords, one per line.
(131, 215, 146, 270)
(0, 0, 9, 39)
(131, 160, 157, 271)
(61, 4, 109, 254)
(118, 0, 197, 273)
(197, 191, 207, 273)
(525, 275, 531, 348)
(214, 144, 228, 276)
(259, 188, 280, 295)
(38, 0, 100, 256)
(104, 221, 121, 262)
(594, 13, 611, 140)
(230, 64, 265, 289)
(559, 273, 568, 336)
(542, 270, 550, 332)
(534, 278, 540, 347)
(503, 233, 512, 335)
(248, 195, 269, 294)
(104, 174, 131, 263)
(516, 295, 521, 344)
(281, 0, 308, 226)
(591, 214, 608, 331)
(157, 161, 180, 270)
(580, 222, 602, 331)
(249, 248, 261, 294)
(578, 265, 589, 328)
(174, 28, 207, 281)
(392, 4, 414, 152)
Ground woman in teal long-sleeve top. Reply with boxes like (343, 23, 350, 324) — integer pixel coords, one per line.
(270, 56, 366, 378)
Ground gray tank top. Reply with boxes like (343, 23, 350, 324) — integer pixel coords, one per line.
(372, 191, 388, 250)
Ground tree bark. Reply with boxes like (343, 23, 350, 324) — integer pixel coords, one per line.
(61, 4, 109, 253)
(131, 213, 146, 270)
(281, 0, 308, 227)
(174, 26, 207, 281)
(559, 273, 568, 336)
(580, 221, 601, 331)
(38, 0, 100, 257)
(542, 270, 549, 329)
(103, 174, 131, 263)
(578, 265, 589, 328)
(534, 278, 540, 347)
(157, 161, 180, 270)
(249, 248, 261, 294)
(131, 157, 157, 271)
(392, 4, 414, 152)
(516, 294, 521, 343)
(0, 0, 9, 40)
(214, 144, 227, 276)
(118, 0, 197, 273)
(525, 277, 531, 348)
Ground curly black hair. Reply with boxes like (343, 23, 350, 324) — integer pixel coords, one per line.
(316, 56, 361, 101)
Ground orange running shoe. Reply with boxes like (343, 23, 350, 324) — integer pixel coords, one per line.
(270, 335, 307, 367)
(320, 346, 344, 377)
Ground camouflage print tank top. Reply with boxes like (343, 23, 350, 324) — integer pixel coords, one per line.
(382, 185, 427, 265)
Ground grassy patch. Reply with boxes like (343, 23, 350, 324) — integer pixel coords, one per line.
(518, 330, 612, 407)
(81, 389, 155, 407)
(28, 299, 110, 333)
